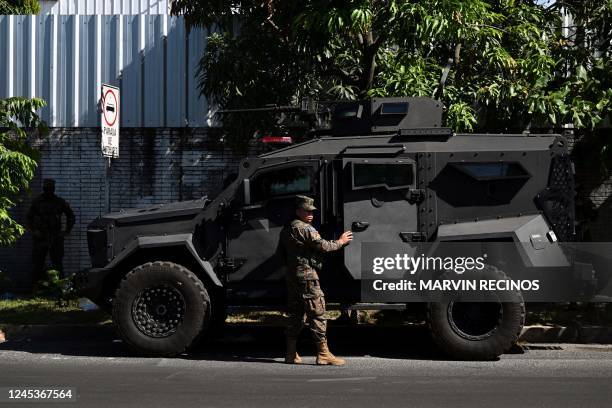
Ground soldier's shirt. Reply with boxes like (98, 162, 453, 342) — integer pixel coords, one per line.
(277, 219, 343, 282)
(27, 194, 75, 239)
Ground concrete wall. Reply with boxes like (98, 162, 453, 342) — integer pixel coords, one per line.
(0, 127, 246, 292)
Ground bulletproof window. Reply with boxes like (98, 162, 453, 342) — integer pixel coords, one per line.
(336, 104, 364, 119)
(380, 102, 409, 115)
(451, 162, 530, 181)
(251, 166, 315, 203)
(352, 162, 415, 190)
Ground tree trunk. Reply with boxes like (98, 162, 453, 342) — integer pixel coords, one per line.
(360, 31, 377, 97)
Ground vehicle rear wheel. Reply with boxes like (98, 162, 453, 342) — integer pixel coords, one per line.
(112, 261, 210, 356)
(427, 266, 525, 360)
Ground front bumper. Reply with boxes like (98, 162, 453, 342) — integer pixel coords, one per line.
(73, 267, 113, 302)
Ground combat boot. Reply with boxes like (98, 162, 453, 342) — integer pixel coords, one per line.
(315, 341, 346, 366)
(284, 337, 302, 364)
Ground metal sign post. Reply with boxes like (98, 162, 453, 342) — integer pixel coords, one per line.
(101, 84, 120, 213)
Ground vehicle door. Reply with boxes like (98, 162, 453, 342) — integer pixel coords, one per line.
(341, 157, 420, 278)
(226, 160, 322, 302)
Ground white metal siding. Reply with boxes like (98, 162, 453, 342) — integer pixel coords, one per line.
(0, 14, 209, 128)
(39, 0, 170, 15)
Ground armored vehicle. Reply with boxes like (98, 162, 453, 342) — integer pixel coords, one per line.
(76, 96, 580, 360)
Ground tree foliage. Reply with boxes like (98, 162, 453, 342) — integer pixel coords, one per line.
(0, 0, 40, 14)
(171, 0, 612, 148)
(0, 97, 47, 245)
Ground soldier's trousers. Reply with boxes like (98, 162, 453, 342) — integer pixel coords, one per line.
(286, 279, 327, 342)
(32, 237, 64, 283)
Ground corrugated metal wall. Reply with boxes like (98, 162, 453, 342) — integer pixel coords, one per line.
(0, 14, 210, 128)
(40, 0, 170, 15)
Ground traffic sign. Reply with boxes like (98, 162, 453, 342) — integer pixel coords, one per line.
(101, 84, 120, 158)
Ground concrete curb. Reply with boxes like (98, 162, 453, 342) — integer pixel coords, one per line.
(0, 323, 115, 343)
(2, 323, 612, 344)
(519, 324, 612, 344)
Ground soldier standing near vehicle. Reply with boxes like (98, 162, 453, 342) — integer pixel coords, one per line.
(277, 195, 353, 365)
(26, 179, 75, 291)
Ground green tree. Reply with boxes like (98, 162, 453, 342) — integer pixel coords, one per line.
(549, 0, 612, 165)
(0, 97, 47, 245)
(0, 0, 40, 14)
(171, 0, 612, 148)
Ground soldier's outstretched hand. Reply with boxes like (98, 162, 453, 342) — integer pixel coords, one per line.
(339, 231, 353, 246)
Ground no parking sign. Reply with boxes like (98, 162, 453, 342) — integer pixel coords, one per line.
(101, 84, 120, 158)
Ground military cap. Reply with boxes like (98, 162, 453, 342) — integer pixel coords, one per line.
(296, 195, 317, 211)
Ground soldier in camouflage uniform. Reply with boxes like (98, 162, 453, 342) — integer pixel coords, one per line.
(277, 195, 353, 365)
(26, 179, 75, 291)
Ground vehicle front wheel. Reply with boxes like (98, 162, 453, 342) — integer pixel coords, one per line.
(427, 266, 525, 360)
(112, 261, 211, 356)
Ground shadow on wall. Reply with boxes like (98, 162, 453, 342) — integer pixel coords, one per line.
(1, 128, 242, 293)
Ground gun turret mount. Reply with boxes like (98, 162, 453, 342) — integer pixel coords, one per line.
(217, 97, 444, 139)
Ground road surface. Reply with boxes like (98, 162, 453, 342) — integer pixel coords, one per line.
(0, 326, 611, 407)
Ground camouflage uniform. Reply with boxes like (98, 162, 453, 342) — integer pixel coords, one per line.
(26, 179, 75, 284)
(278, 214, 343, 342)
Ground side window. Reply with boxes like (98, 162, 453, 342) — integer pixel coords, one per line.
(352, 162, 414, 190)
(251, 166, 315, 203)
(451, 162, 530, 181)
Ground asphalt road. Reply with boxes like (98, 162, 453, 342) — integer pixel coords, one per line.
(1, 328, 611, 408)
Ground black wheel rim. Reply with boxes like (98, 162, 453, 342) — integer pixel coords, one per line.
(132, 284, 186, 338)
(448, 300, 503, 341)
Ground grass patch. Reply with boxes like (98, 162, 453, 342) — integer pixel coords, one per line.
(0, 298, 110, 326)
(226, 311, 285, 325)
(226, 310, 342, 325)
(224, 309, 419, 326)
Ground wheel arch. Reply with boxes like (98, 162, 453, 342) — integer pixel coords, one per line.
(98, 234, 223, 309)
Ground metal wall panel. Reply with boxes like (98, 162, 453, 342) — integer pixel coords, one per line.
(166, 16, 186, 127)
(187, 25, 207, 127)
(39, 0, 169, 15)
(35, 15, 53, 122)
(0, 18, 7, 98)
(120, 15, 140, 126)
(144, 15, 164, 127)
(13, 17, 27, 99)
(0, 14, 209, 128)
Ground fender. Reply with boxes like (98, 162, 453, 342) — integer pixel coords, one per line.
(108, 233, 223, 287)
(436, 214, 570, 268)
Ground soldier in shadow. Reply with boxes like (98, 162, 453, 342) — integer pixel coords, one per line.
(26, 179, 75, 292)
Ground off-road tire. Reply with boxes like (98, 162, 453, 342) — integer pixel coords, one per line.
(427, 266, 525, 361)
(112, 261, 210, 356)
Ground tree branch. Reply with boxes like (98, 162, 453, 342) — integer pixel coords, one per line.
(454, 43, 462, 65)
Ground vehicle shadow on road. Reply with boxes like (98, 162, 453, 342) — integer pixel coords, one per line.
(185, 324, 444, 364)
(0, 324, 511, 362)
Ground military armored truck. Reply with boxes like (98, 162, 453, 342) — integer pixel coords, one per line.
(76, 97, 579, 360)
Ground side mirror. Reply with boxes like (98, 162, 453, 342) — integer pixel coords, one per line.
(243, 179, 251, 206)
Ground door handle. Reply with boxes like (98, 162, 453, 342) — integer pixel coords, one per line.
(232, 211, 245, 224)
(351, 221, 369, 232)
